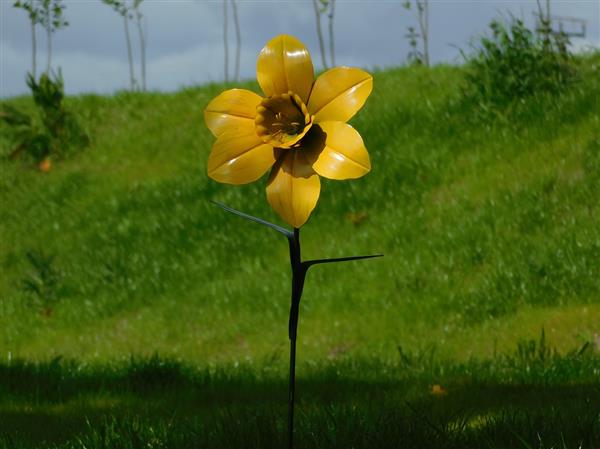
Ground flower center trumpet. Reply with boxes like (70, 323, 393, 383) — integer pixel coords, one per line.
(256, 92, 313, 148)
(205, 34, 373, 228)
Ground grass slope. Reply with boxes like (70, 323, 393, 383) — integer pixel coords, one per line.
(2, 59, 599, 364)
(1, 56, 600, 447)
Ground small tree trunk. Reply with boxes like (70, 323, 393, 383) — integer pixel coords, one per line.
(134, 6, 146, 91)
(545, 0, 552, 48)
(223, 0, 229, 83)
(46, 26, 51, 73)
(422, 0, 429, 66)
(328, 0, 336, 66)
(536, 0, 552, 48)
(231, 0, 241, 82)
(123, 13, 136, 90)
(31, 21, 37, 79)
(312, 0, 328, 69)
(417, 0, 429, 67)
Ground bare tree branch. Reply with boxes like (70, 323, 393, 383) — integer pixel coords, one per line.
(133, 0, 146, 91)
(312, 0, 328, 69)
(328, 0, 336, 66)
(231, 0, 241, 82)
(223, 0, 229, 83)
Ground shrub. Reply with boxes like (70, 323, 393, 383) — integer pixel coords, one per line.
(0, 71, 89, 166)
(463, 17, 576, 108)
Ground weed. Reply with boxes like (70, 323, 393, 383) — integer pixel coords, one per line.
(1, 71, 88, 166)
(516, 328, 555, 363)
(462, 16, 576, 109)
(20, 249, 61, 315)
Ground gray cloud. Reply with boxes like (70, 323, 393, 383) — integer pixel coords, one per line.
(1, 0, 598, 97)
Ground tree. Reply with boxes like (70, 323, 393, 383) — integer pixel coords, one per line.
(311, 0, 336, 70)
(102, 0, 136, 90)
(223, 0, 228, 83)
(222, 0, 241, 83)
(536, 0, 552, 48)
(327, 0, 336, 66)
(403, 0, 429, 66)
(133, 0, 147, 91)
(405, 26, 421, 65)
(14, 0, 68, 78)
(312, 0, 328, 69)
(13, 0, 42, 79)
(231, 0, 241, 82)
(38, 0, 68, 74)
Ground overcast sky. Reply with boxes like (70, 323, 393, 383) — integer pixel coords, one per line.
(1, 0, 598, 97)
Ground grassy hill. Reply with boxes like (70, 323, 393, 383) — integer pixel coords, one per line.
(1, 57, 600, 365)
(1, 56, 600, 449)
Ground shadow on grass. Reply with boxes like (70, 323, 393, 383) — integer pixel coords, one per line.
(0, 355, 599, 448)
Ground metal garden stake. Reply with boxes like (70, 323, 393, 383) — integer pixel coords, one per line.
(204, 34, 380, 449)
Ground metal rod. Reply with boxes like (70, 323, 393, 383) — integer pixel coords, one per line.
(210, 201, 293, 237)
(303, 254, 383, 268)
(287, 227, 304, 449)
(210, 202, 382, 449)
(288, 331, 297, 449)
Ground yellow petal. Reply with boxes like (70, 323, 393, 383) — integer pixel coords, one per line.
(303, 122, 371, 180)
(207, 128, 276, 185)
(256, 35, 314, 104)
(307, 67, 373, 123)
(204, 88, 262, 137)
(266, 150, 320, 228)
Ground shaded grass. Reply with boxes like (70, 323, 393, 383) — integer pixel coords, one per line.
(0, 350, 599, 448)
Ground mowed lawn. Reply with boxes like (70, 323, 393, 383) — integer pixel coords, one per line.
(1, 55, 599, 447)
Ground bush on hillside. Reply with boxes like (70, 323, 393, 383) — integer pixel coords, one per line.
(463, 17, 576, 108)
(0, 71, 89, 168)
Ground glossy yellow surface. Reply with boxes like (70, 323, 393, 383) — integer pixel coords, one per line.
(257, 35, 314, 105)
(305, 122, 370, 180)
(307, 67, 373, 123)
(207, 128, 276, 184)
(204, 34, 372, 227)
(266, 150, 321, 228)
(204, 89, 261, 137)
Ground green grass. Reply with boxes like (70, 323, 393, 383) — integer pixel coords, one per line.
(1, 54, 599, 447)
(1, 348, 599, 448)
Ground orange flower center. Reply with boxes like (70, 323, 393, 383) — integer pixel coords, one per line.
(255, 92, 313, 148)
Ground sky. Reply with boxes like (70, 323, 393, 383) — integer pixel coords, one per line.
(1, 0, 599, 97)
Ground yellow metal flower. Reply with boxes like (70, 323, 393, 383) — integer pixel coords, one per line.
(205, 34, 373, 228)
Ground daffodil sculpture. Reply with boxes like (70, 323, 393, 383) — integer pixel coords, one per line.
(205, 34, 381, 449)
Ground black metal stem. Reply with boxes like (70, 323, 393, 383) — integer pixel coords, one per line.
(287, 228, 307, 449)
(210, 201, 382, 449)
(288, 334, 297, 449)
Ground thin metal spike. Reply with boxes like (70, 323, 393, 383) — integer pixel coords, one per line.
(303, 254, 383, 268)
(210, 201, 293, 238)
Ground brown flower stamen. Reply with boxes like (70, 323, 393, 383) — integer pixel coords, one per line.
(255, 91, 313, 148)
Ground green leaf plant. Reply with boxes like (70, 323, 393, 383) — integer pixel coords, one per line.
(1, 71, 89, 168)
